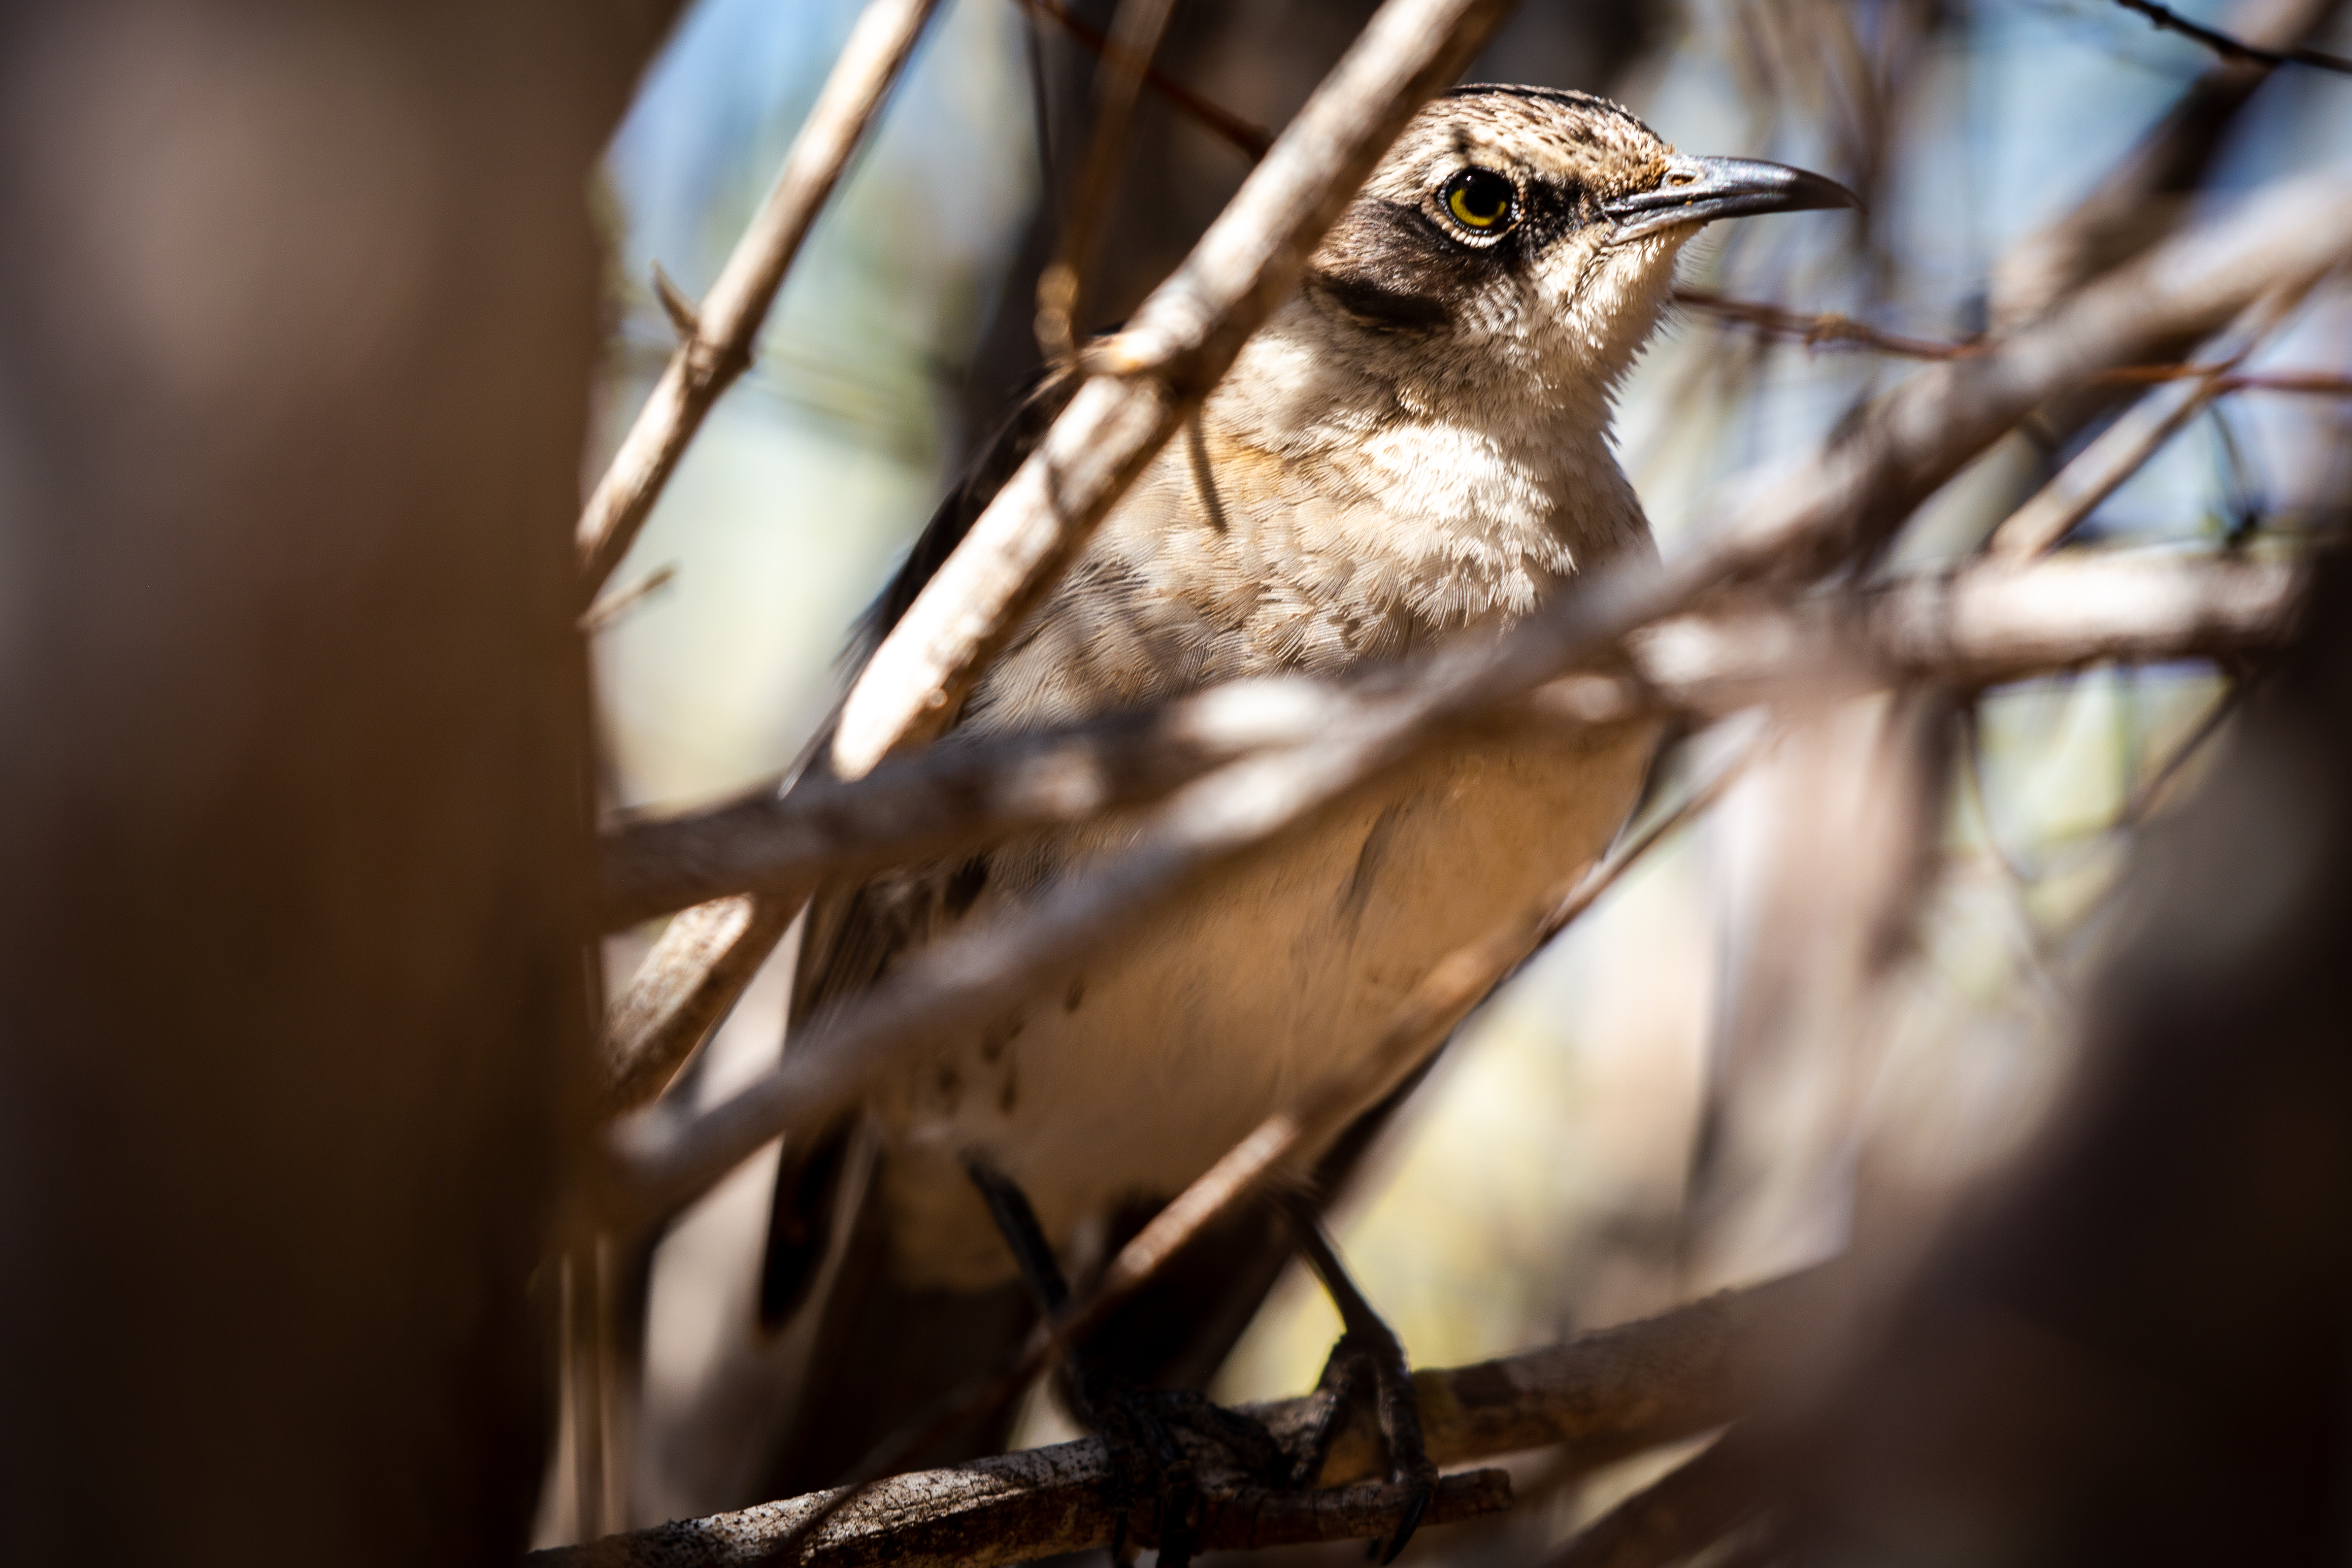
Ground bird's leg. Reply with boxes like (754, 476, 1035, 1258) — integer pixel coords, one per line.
(1281, 1196, 1437, 1565)
(964, 1161, 1283, 1568)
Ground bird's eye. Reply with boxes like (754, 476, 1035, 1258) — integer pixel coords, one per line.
(1442, 168, 1516, 233)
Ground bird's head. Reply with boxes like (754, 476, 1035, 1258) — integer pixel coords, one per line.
(1300, 85, 1856, 411)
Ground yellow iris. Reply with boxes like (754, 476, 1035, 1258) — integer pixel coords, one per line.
(1445, 169, 1513, 230)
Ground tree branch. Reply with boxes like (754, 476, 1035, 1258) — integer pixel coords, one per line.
(575, 0, 946, 593)
(597, 552, 2301, 930)
(528, 1268, 1845, 1568)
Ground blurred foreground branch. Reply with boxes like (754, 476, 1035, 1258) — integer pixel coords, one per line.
(530, 1267, 1846, 1568)
(600, 552, 2298, 929)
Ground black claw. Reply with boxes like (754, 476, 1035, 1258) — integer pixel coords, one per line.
(1378, 1483, 1431, 1565)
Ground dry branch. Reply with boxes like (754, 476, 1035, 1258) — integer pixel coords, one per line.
(575, 0, 945, 593)
(528, 1268, 1845, 1568)
(593, 0, 1519, 1115)
(598, 552, 2299, 928)
(606, 174, 2352, 1219)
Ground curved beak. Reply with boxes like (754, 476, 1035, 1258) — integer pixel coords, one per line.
(1602, 154, 1860, 243)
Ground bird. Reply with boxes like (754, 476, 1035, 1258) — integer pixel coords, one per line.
(746, 83, 1855, 1558)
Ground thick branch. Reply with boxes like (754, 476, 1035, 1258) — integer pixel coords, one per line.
(598, 553, 2300, 929)
(529, 1269, 1844, 1568)
(575, 0, 945, 592)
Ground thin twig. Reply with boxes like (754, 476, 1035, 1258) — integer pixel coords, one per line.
(596, 552, 2300, 929)
(2113, 0, 2352, 75)
(1671, 286, 1978, 360)
(575, 0, 946, 593)
(527, 1267, 1849, 1568)
(606, 176, 2352, 1214)
(1016, 0, 1275, 159)
(579, 564, 677, 635)
(1034, 0, 1185, 365)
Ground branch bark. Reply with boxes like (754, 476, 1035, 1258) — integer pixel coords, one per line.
(529, 1268, 1846, 1568)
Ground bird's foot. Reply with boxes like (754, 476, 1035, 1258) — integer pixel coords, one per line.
(1282, 1324, 1438, 1563)
(1279, 1207, 1437, 1564)
(1089, 1380, 1289, 1568)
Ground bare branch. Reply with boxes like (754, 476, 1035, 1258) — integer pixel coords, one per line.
(527, 1268, 1844, 1568)
(2114, 0, 2352, 75)
(1988, 288, 2311, 561)
(579, 564, 677, 635)
(602, 895, 796, 1114)
(575, 0, 945, 594)
(597, 553, 2301, 929)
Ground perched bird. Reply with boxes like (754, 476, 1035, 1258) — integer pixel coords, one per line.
(750, 84, 1853, 1551)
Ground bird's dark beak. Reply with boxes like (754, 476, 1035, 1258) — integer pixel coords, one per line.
(1602, 154, 1860, 243)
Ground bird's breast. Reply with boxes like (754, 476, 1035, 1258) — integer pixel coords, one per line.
(869, 717, 1656, 1292)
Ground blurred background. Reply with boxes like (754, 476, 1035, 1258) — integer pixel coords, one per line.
(576, 0, 2352, 1543)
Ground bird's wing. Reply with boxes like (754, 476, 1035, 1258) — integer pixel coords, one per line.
(757, 362, 1081, 1334)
